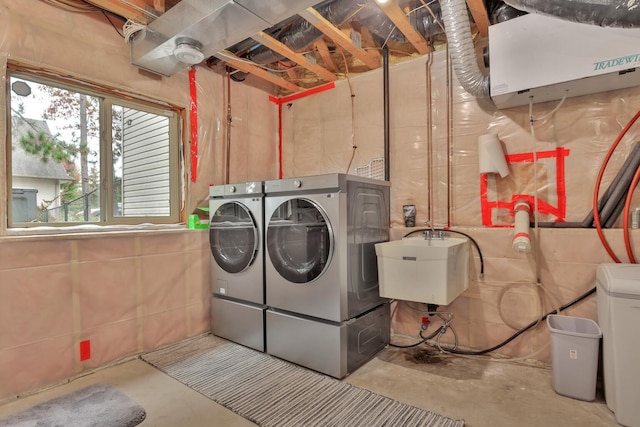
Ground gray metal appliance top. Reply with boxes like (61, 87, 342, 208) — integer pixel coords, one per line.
(209, 181, 264, 198)
(264, 173, 389, 194)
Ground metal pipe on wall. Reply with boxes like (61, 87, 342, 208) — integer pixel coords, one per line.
(383, 45, 390, 182)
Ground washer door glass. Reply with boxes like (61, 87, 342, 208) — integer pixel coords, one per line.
(209, 201, 259, 274)
(267, 198, 332, 284)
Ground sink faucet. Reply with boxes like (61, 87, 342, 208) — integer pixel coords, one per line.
(424, 221, 443, 240)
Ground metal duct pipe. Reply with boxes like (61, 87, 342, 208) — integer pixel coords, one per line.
(503, 0, 640, 27)
(440, 0, 490, 98)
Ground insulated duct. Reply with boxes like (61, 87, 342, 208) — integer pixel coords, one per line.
(440, 0, 490, 98)
(503, 0, 640, 27)
(246, 0, 446, 66)
(247, 0, 366, 65)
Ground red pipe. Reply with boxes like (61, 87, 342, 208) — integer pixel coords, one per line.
(593, 110, 640, 263)
(269, 82, 335, 179)
(189, 67, 199, 183)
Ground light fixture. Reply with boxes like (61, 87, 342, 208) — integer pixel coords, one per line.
(174, 38, 205, 65)
(375, 0, 390, 4)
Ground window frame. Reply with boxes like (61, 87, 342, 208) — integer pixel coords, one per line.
(6, 64, 183, 228)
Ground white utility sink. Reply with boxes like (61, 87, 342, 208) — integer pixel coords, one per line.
(374, 237, 470, 305)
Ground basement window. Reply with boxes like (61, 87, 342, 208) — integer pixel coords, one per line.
(6, 66, 181, 228)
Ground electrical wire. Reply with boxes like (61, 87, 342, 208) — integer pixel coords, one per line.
(338, 48, 357, 174)
(389, 325, 443, 348)
(403, 228, 484, 277)
(123, 20, 145, 44)
(426, 287, 596, 356)
(101, 10, 124, 39)
(41, 0, 98, 12)
(389, 308, 454, 349)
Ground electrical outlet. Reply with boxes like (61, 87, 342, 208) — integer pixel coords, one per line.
(80, 340, 91, 361)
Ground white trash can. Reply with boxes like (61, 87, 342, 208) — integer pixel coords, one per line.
(547, 314, 602, 401)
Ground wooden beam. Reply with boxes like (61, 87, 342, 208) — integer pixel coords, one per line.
(285, 68, 298, 80)
(359, 27, 381, 62)
(215, 51, 303, 93)
(376, 1, 430, 54)
(466, 0, 490, 37)
(86, 0, 156, 23)
(153, 0, 165, 14)
(252, 32, 337, 82)
(298, 8, 380, 70)
(314, 39, 339, 72)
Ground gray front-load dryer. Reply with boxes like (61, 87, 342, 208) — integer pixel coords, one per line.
(264, 174, 390, 322)
(209, 181, 265, 351)
(264, 173, 390, 377)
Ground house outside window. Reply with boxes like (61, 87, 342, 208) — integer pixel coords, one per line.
(7, 65, 181, 227)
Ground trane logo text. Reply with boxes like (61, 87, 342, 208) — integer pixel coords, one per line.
(593, 53, 640, 71)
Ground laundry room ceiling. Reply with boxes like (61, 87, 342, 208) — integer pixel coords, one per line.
(83, 0, 493, 94)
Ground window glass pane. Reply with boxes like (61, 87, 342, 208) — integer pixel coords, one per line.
(113, 105, 171, 217)
(9, 76, 100, 224)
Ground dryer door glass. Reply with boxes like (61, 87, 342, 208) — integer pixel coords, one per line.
(267, 198, 332, 284)
(209, 201, 259, 274)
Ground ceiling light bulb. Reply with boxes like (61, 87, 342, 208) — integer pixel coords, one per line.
(375, 0, 390, 4)
(174, 42, 205, 65)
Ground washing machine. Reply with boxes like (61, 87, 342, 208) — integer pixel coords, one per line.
(209, 181, 266, 352)
(264, 173, 391, 378)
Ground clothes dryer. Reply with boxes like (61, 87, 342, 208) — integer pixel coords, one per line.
(264, 173, 390, 377)
(209, 182, 265, 351)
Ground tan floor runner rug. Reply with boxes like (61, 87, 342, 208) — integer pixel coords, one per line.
(141, 334, 464, 427)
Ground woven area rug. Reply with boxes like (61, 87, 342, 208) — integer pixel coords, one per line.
(0, 383, 146, 427)
(141, 334, 464, 427)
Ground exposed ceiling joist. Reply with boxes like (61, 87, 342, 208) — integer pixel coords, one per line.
(298, 8, 380, 70)
(376, 1, 431, 55)
(314, 39, 339, 72)
(153, 0, 166, 14)
(251, 32, 337, 83)
(86, 0, 157, 23)
(215, 50, 304, 93)
(466, 0, 490, 37)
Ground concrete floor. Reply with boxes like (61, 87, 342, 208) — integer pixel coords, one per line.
(0, 341, 619, 427)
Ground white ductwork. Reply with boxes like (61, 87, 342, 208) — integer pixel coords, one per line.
(490, 13, 640, 109)
(129, 0, 323, 76)
(439, 0, 490, 99)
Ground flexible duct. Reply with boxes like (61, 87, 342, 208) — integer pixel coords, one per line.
(247, 0, 447, 65)
(247, 0, 367, 65)
(486, 0, 527, 24)
(503, 0, 640, 27)
(440, 0, 490, 98)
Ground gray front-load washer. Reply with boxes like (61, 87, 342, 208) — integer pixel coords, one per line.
(209, 181, 265, 351)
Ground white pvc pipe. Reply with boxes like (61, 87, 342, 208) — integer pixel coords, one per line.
(513, 201, 532, 254)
